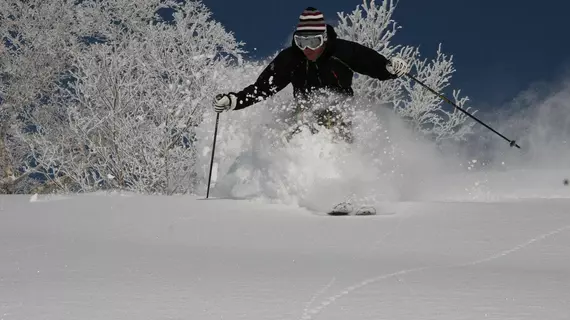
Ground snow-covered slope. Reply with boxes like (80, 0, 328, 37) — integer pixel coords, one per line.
(2, 192, 570, 320)
(4, 64, 570, 319)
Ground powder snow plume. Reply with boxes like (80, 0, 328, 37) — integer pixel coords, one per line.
(195, 94, 457, 211)
(194, 76, 570, 212)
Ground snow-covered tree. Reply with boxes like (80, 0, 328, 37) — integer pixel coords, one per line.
(2, 0, 476, 194)
(0, 0, 89, 192)
(336, 0, 475, 142)
(14, 0, 243, 193)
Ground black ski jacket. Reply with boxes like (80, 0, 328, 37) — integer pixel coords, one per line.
(232, 25, 396, 110)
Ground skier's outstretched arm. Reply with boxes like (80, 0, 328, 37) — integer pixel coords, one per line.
(335, 39, 409, 80)
(214, 48, 296, 112)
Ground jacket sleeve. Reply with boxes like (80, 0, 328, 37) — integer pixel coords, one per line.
(232, 48, 296, 110)
(334, 39, 397, 81)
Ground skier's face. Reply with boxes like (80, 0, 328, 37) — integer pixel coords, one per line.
(294, 33, 326, 61)
(303, 44, 325, 61)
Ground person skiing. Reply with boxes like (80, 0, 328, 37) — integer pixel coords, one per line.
(213, 7, 409, 141)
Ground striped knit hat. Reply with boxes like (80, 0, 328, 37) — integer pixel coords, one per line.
(296, 7, 327, 36)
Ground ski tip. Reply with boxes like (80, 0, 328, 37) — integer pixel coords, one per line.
(355, 206, 376, 216)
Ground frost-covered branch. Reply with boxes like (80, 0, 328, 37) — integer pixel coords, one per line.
(0, 0, 87, 192)
(15, 0, 244, 193)
(336, 0, 475, 142)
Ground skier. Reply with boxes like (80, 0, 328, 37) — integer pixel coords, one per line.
(213, 6, 410, 140)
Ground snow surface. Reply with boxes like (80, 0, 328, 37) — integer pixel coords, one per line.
(1, 192, 570, 320)
(4, 79, 570, 319)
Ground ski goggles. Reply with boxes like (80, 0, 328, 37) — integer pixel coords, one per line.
(294, 34, 326, 50)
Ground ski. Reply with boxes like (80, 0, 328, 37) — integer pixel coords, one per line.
(327, 202, 376, 216)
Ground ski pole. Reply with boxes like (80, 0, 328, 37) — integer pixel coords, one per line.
(405, 73, 521, 149)
(206, 113, 220, 198)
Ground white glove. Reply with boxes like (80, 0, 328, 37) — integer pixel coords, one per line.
(387, 57, 409, 77)
(213, 93, 237, 113)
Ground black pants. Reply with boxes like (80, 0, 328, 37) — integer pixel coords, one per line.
(285, 102, 354, 143)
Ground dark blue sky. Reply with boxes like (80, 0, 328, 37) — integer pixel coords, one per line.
(202, 0, 570, 109)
